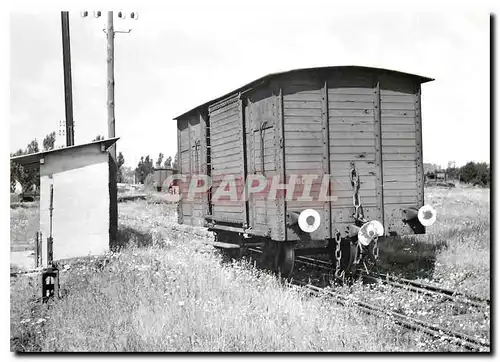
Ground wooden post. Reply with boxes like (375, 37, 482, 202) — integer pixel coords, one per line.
(107, 11, 116, 162)
(61, 11, 75, 146)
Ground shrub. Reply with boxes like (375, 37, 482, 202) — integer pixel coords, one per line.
(460, 162, 490, 187)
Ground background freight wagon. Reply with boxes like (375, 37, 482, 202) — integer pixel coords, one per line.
(174, 66, 432, 244)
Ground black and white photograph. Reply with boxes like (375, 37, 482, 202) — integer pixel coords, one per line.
(6, 0, 493, 354)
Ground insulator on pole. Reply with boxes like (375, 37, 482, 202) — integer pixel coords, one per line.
(130, 12, 139, 20)
(94, 11, 101, 18)
(118, 11, 126, 19)
(81, 10, 88, 17)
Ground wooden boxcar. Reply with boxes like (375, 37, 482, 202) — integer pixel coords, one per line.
(174, 66, 435, 276)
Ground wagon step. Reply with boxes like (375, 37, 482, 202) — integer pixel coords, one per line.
(194, 240, 241, 249)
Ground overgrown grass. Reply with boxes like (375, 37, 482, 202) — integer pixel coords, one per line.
(11, 247, 433, 352)
(11, 199, 435, 352)
(10, 187, 490, 352)
(376, 186, 490, 299)
(424, 186, 490, 299)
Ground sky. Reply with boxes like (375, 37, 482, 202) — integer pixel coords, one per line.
(9, 3, 491, 169)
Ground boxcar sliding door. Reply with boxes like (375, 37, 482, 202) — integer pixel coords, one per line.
(208, 94, 247, 226)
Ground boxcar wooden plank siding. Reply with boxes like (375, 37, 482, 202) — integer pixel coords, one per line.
(209, 102, 239, 117)
(210, 133, 241, 147)
(209, 119, 241, 135)
(383, 181, 417, 190)
(382, 153, 417, 161)
(380, 95, 416, 103)
(330, 161, 377, 173)
(283, 93, 324, 101)
(330, 139, 376, 147)
(282, 77, 328, 240)
(330, 146, 375, 154)
(285, 147, 324, 155)
(327, 87, 374, 95)
(382, 132, 416, 139)
(211, 153, 242, 163)
(378, 118, 416, 126)
(208, 96, 246, 225)
(328, 94, 375, 102)
(286, 161, 324, 171)
(329, 124, 374, 132)
(380, 102, 416, 110)
(210, 127, 241, 141)
(284, 108, 323, 117)
(285, 116, 322, 124)
(329, 109, 374, 117)
(284, 100, 322, 109)
(285, 139, 329, 147)
(285, 123, 323, 132)
(382, 139, 417, 147)
(330, 132, 377, 139)
(379, 72, 420, 215)
(381, 146, 416, 154)
(285, 131, 323, 140)
(328, 115, 374, 122)
(210, 142, 242, 154)
(381, 109, 416, 118)
(383, 167, 417, 176)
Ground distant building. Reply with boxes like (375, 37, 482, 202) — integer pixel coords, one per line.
(10, 138, 119, 267)
(424, 163, 437, 174)
(153, 167, 176, 191)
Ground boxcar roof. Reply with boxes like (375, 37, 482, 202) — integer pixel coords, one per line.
(174, 65, 433, 120)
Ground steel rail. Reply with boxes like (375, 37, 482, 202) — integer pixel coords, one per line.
(288, 253, 490, 309)
(244, 247, 489, 351)
(293, 281, 490, 352)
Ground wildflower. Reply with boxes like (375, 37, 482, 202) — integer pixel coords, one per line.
(20, 318, 31, 324)
(36, 318, 46, 324)
(178, 301, 185, 307)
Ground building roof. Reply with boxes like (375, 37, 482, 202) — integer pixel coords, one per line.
(174, 65, 434, 119)
(10, 137, 120, 169)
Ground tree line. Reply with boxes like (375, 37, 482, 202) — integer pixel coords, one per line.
(10, 133, 128, 193)
(427, 161, 490, 187)
(134, 152, 178, 184)
(10, 132, 56, 193)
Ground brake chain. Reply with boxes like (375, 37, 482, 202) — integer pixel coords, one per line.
(372, 236, 379, 260)
(350, 162, 366, 222)
(334, 231, 344, 280)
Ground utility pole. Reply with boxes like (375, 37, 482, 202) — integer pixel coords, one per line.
(81, 10, 138, 162)
(61, 11, 75, 147)
(106, 11, 116, 161)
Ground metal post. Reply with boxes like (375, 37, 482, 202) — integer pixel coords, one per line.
(106, 11, 116, 162)
(61, 11, 75, 146)
(48, 184, 54, 266)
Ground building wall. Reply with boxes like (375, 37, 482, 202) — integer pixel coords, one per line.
(39, 144, 110, 266)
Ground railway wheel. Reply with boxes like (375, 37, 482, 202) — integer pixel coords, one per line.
(275, 242, 295, 278)
(261, 239, 279, 270)
(328, 238, 357, 277)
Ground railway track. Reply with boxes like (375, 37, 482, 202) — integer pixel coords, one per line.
(294, 255, 490, 308)
(293, 281, 490, 352)
(245, 247, 490, 352)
